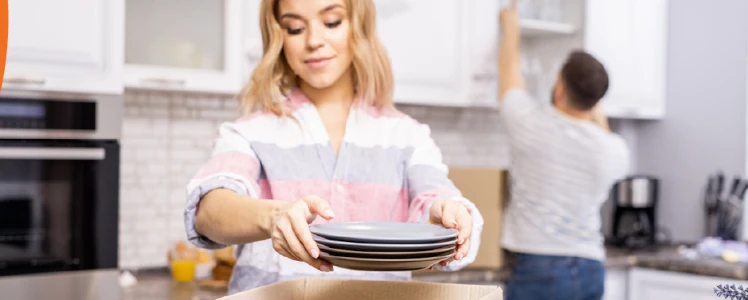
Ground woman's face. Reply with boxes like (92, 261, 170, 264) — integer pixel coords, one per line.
(277, 0, 353, 90)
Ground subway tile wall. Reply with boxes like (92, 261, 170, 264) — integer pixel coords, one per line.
(118, 90, 509, 269)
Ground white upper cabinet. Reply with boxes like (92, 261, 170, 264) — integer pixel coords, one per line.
(242, 1, 263, 87)
(375, 0, 471, 107)
(374, 0, 583, 108)
(584, 0, 668, 119)
(124, 0, 243, 94)
(3, 0, 123, 95)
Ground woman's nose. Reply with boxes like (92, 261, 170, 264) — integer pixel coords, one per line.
(306, 23, 324, 50)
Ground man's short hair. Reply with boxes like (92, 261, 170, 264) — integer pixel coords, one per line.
(560, 50, 609, 110)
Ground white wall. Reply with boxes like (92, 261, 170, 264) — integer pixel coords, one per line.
(630, 0, 748, 243)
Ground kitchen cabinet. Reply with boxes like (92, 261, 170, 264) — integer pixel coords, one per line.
(375, 0, 582, 108)
(242, 1, 262, 88)
(373, 0, 668, 117)
(3, 0, 124, 95)
(124, 0, 243, 94)
(584, 0, 668, 119)
(604, 268, 628, 300)
(373, 0, 471, 107)
(627, 267, 748, 300)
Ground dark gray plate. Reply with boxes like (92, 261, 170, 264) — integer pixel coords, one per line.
(312, 234, 457, 251)
(317, 243, 456, 259)
(309, 222, 458, 244)
(319, 251, 456, 272)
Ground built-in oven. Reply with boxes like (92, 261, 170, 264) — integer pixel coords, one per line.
(0, 90, 121, 300)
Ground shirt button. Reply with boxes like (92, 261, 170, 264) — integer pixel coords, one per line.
(336, 184, 344, 192)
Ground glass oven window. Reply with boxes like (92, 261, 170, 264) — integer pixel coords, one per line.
(0, 140, 118, 276)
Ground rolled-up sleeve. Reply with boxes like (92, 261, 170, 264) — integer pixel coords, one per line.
(404, 121, 484, 271)
(184, 121, 262, 249)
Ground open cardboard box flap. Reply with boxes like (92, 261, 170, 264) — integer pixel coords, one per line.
(219, 277, 503, 300)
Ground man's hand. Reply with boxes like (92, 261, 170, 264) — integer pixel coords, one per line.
(427, 199, 473, 268)
(591, 104, 611, 132)
(498, 0, 525, 101)
(499, 0, 520, 38)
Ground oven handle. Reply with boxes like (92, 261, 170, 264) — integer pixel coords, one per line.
(0, 147, 105, 160)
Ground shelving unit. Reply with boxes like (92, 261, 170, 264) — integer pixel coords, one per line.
(520, 19, 577, 37)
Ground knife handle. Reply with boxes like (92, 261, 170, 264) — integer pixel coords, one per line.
(730, 177, 741, 196)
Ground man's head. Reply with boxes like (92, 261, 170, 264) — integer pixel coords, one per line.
(551, 50, 609, 113)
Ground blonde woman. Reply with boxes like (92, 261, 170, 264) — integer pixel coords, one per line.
(184, 0, 484, 294)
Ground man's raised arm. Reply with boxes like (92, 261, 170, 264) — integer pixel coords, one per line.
(498, 0, 526, 102)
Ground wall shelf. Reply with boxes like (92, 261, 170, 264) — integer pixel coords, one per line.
(520, 19, 577, 37)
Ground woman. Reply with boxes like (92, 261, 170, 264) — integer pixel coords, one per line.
(184, 0, 484, 294)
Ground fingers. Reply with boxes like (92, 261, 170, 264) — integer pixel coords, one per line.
(440, 258, 455, 267)
(272, 223, 301, 261)
(511, 0, 517, 9)
(437, 200, 473, 263)
(272, 241, 296, 261)
(284, 227, 333, 272)
(303, 195, 335, 221)
(439, 200, 461, 229)
(455, 205, 473, 245)
(285, 204, 334, 272)
(455, 237, 471, 261)
(290, 209, 327, 262)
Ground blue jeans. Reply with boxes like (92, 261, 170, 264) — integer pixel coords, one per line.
(504, 253, 605, 300)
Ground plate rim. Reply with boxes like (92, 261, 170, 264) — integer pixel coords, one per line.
(309, 221, 459, 243)
(312, 233, 457, 250)
(319, 250, 456, 263)
(317, 243, 456, 257)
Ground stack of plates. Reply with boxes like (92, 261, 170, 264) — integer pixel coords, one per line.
(309, 222, 458, 271)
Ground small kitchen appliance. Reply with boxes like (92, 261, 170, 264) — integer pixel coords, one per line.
(609, 175, 660, 250)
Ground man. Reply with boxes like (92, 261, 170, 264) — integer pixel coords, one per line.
(497, 1, 631, 299)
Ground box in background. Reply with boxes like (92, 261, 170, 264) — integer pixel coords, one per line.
(448, 167, 507, 270)
(219, 277, 503, 300)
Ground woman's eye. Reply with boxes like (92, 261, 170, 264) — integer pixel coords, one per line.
(287, 27, 304, 35)
(325, 20, 342, 28)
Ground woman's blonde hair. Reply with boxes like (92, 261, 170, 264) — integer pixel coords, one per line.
(239, 0, 394, 116)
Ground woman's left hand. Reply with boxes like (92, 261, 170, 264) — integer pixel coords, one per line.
(427, 199, 472, 267)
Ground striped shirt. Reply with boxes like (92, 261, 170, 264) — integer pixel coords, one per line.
(500, 89, 630, 261)
(183, 88, 484, 294)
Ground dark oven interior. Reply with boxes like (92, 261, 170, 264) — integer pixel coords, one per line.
(0, 139, 119, 276)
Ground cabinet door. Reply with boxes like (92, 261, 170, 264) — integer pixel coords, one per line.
(124, 0, 242, 94)
(604, 268, 628, 300)
(3, 0, 123, 95)
(467, 0, 500, 108)
(375, 0, 471, 107)
(242, 0, 263, 87)
(628, 268, 748, 300)
(584, 0, 668, 119)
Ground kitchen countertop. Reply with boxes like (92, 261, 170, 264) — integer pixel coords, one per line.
(121, 245, 748, 299)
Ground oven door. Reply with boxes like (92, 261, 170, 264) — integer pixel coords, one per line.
(0, 139, 119, 276)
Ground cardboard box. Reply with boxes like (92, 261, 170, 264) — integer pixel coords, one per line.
(447, 167, 507, 269)
(218, 277, 503, 300)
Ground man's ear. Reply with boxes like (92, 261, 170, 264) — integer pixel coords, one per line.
(553, 81, 565, 106)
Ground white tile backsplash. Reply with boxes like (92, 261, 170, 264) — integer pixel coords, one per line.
(118, 89, 510, 269)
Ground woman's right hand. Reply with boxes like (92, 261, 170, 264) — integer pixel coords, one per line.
(270, 195, 335, 272)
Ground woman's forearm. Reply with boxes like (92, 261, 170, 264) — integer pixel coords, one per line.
(194, 189, 283, 245)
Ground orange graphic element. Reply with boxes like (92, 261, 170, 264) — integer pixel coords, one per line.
(0, 0, 7, 92)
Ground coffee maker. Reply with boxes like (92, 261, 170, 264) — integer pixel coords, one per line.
(608, 175, 660, 250)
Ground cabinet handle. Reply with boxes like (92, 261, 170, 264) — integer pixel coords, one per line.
(3, 77, 46, 85)
(140, 78, 186, 86)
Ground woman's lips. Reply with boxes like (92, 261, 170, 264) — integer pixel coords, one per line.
(305, 57, 333, 70)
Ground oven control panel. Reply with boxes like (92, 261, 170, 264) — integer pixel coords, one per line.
(0, 98, 96, 130)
